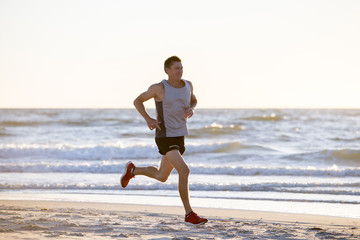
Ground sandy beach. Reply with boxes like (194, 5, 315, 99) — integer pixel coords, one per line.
(0, 200, 359, 240)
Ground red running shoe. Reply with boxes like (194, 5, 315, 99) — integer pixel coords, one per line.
(120, 161, 135, 188)
(185, 211, 208, 225)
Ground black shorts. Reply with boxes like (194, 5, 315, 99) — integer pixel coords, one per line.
(155, 136, 185, 155)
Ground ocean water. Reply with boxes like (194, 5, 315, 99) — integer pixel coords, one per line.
(0, 108, 359, 218)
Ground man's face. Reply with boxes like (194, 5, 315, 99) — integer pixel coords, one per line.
(166, 61, 183, 80)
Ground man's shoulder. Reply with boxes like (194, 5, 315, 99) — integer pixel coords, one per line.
(149, 81, 164, 90)
(182, 79, 192, 84)
(184, 80, 193, 89)
(147, 81, 165, 95)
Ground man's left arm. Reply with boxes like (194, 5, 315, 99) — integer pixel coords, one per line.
(185, 81, 197, 118)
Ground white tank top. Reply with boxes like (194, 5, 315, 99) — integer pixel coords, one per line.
(155, 79, 191, 137)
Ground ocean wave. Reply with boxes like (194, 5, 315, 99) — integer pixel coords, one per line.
(331, 137, 360, 142)
(187, 141, 274, 153)
(189, 165, 360, 177)
(59, 118, 136, 126)
(0, 160, 126, 173)
(242, 113, 282, 121)
(1, 160, 359, 177)
(0, 141, 273, 160)
(1, 182, 359, 198)
(189, 123, 245, 137)
(323, 149, 360, 161)
(0, 144, 159, 160)
(0, 131, 12, 137)
(289, 149, 360, 166)
(0, 119, 136, 127)
(0, 121, 47, 127)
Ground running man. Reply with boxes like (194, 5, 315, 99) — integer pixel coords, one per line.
(120, 56, 208, 225)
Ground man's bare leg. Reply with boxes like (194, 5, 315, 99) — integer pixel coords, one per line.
(133, 155, 174, 182)
(164, 150, 192, 215)
(132, 150, 193, 215)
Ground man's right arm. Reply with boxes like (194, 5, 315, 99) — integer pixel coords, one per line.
(133, 84, 161, 130)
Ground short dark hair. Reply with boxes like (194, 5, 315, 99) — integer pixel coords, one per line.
(164, 56, 181, 73)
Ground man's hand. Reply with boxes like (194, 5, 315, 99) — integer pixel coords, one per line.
(184, 107, 195, 118)
(146, 118, 161, 130)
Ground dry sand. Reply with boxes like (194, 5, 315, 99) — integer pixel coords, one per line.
(0, 200, 359, 239)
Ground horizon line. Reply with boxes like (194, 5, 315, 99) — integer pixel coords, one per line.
(1, 107, 360, 110)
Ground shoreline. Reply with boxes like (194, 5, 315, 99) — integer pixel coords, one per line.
(1, 200, 359, 239)
(1, 190, 359, 219)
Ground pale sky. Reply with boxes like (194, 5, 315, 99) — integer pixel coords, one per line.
(1, 0, 359, 108)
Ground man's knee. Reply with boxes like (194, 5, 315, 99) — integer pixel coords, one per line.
(179, 165, 190, 178)
(165, 150, 190, 177)
(157, 174, 169, 183)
